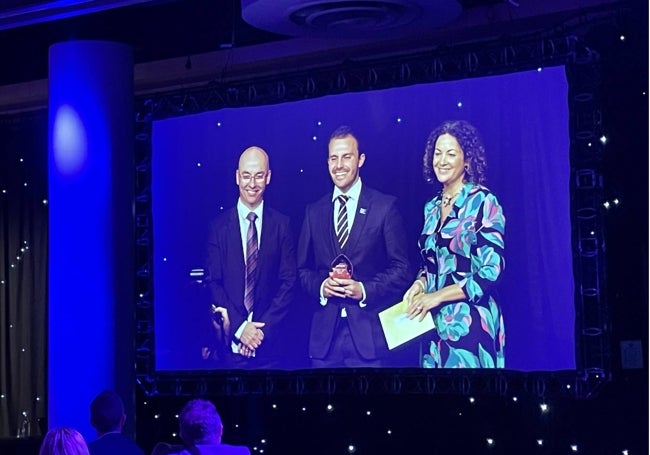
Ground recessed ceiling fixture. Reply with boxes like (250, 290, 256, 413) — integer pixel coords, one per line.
(241, 0, 463, 38)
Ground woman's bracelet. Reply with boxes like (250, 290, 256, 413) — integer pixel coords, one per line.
(413, 279, 425, 291)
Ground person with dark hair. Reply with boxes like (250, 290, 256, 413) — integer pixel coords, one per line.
(404, 120, 506, 368)
(298, 125, 412, 367)
(176, 399, 250, 455)
(39, 426, 89, 455)
(88, 390, 145, 455)
(204, 146, 296, 368)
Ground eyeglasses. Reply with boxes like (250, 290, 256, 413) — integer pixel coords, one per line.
(239, 172, 267, 184)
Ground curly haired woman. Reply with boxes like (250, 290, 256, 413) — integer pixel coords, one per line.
(404, 120, 506, 368)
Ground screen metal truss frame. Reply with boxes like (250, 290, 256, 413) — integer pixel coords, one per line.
(133, 25, 612, 400)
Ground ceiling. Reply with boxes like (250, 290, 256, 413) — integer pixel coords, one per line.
(0, 0, 282, 86)
(0, 0, 628, 87)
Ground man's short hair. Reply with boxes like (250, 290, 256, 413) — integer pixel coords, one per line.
(90, 390, 124, 433)
(179, 399, 223, 445)
(329, 125, 356, 142)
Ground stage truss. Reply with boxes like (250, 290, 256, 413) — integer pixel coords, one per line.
(133, 24, 612, 399)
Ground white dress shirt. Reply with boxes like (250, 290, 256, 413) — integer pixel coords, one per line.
(321, 178, 367, 315)
(232, 199, 264, 353)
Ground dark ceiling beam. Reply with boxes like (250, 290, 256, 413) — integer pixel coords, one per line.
(0, 0, 160, 31)
(0, 0, 628, 114)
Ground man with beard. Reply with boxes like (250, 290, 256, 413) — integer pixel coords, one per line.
(298, 126, 411, 367)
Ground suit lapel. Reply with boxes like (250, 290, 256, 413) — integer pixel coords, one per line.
(228, 209, 245, 264)
(342, 188, 369, 255)
(320, 195, 340, 256)
(258, 206, 273, 267)
(253, 206, 278, 311)
(227, 209, 246, 307)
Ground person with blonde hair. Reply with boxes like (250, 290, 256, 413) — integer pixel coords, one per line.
(39, 426, 90, 455)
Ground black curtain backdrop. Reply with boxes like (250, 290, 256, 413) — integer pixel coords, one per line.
(0, 112, 48, 438)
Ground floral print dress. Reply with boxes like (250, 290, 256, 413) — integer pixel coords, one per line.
(419, 182, 506, 368)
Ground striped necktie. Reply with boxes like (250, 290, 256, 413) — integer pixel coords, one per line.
(335, 195, 350, 248)
(244, 212, 258, 312)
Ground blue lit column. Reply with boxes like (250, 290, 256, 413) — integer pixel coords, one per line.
(48, 41, 134, 440)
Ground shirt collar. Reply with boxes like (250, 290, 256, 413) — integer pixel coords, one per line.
(332, 177, 362, 202)
(97, 431, 122, 439)
(237, 199, 264, 221)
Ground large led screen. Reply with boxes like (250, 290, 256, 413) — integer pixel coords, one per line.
(152, 65, 575, 372)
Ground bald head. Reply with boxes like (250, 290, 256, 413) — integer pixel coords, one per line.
(238, 146, 269, 170)
(236, 146, 272, 209)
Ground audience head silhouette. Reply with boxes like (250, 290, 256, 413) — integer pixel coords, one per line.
(39, 426, 90, 455)
(90, 389, 126, 435)
(179, 399, 223, 445)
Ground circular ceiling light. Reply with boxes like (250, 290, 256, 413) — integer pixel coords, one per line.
(241, 0, 462, 38)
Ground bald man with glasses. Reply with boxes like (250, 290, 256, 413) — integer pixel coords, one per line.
(204, 146, 297, 368)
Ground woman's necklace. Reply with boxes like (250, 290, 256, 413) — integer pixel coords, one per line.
(441, 187, 462, 207)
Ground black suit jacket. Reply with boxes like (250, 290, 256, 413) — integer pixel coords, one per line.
(167, 444, 250, 455)
(297, 185, 412, 360)
(88, 433, 145, 455)
(154, 442, 251, 455)
(206, 205, 296, 366)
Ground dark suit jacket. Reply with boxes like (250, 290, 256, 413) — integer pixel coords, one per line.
(206, 205, 296, 366)
(88, 432, 145, 455)
(155, 442, 251, 455)
(297, 185, 412, 360)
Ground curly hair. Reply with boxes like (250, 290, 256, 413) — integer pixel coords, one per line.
(422, 120, 487, 185)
